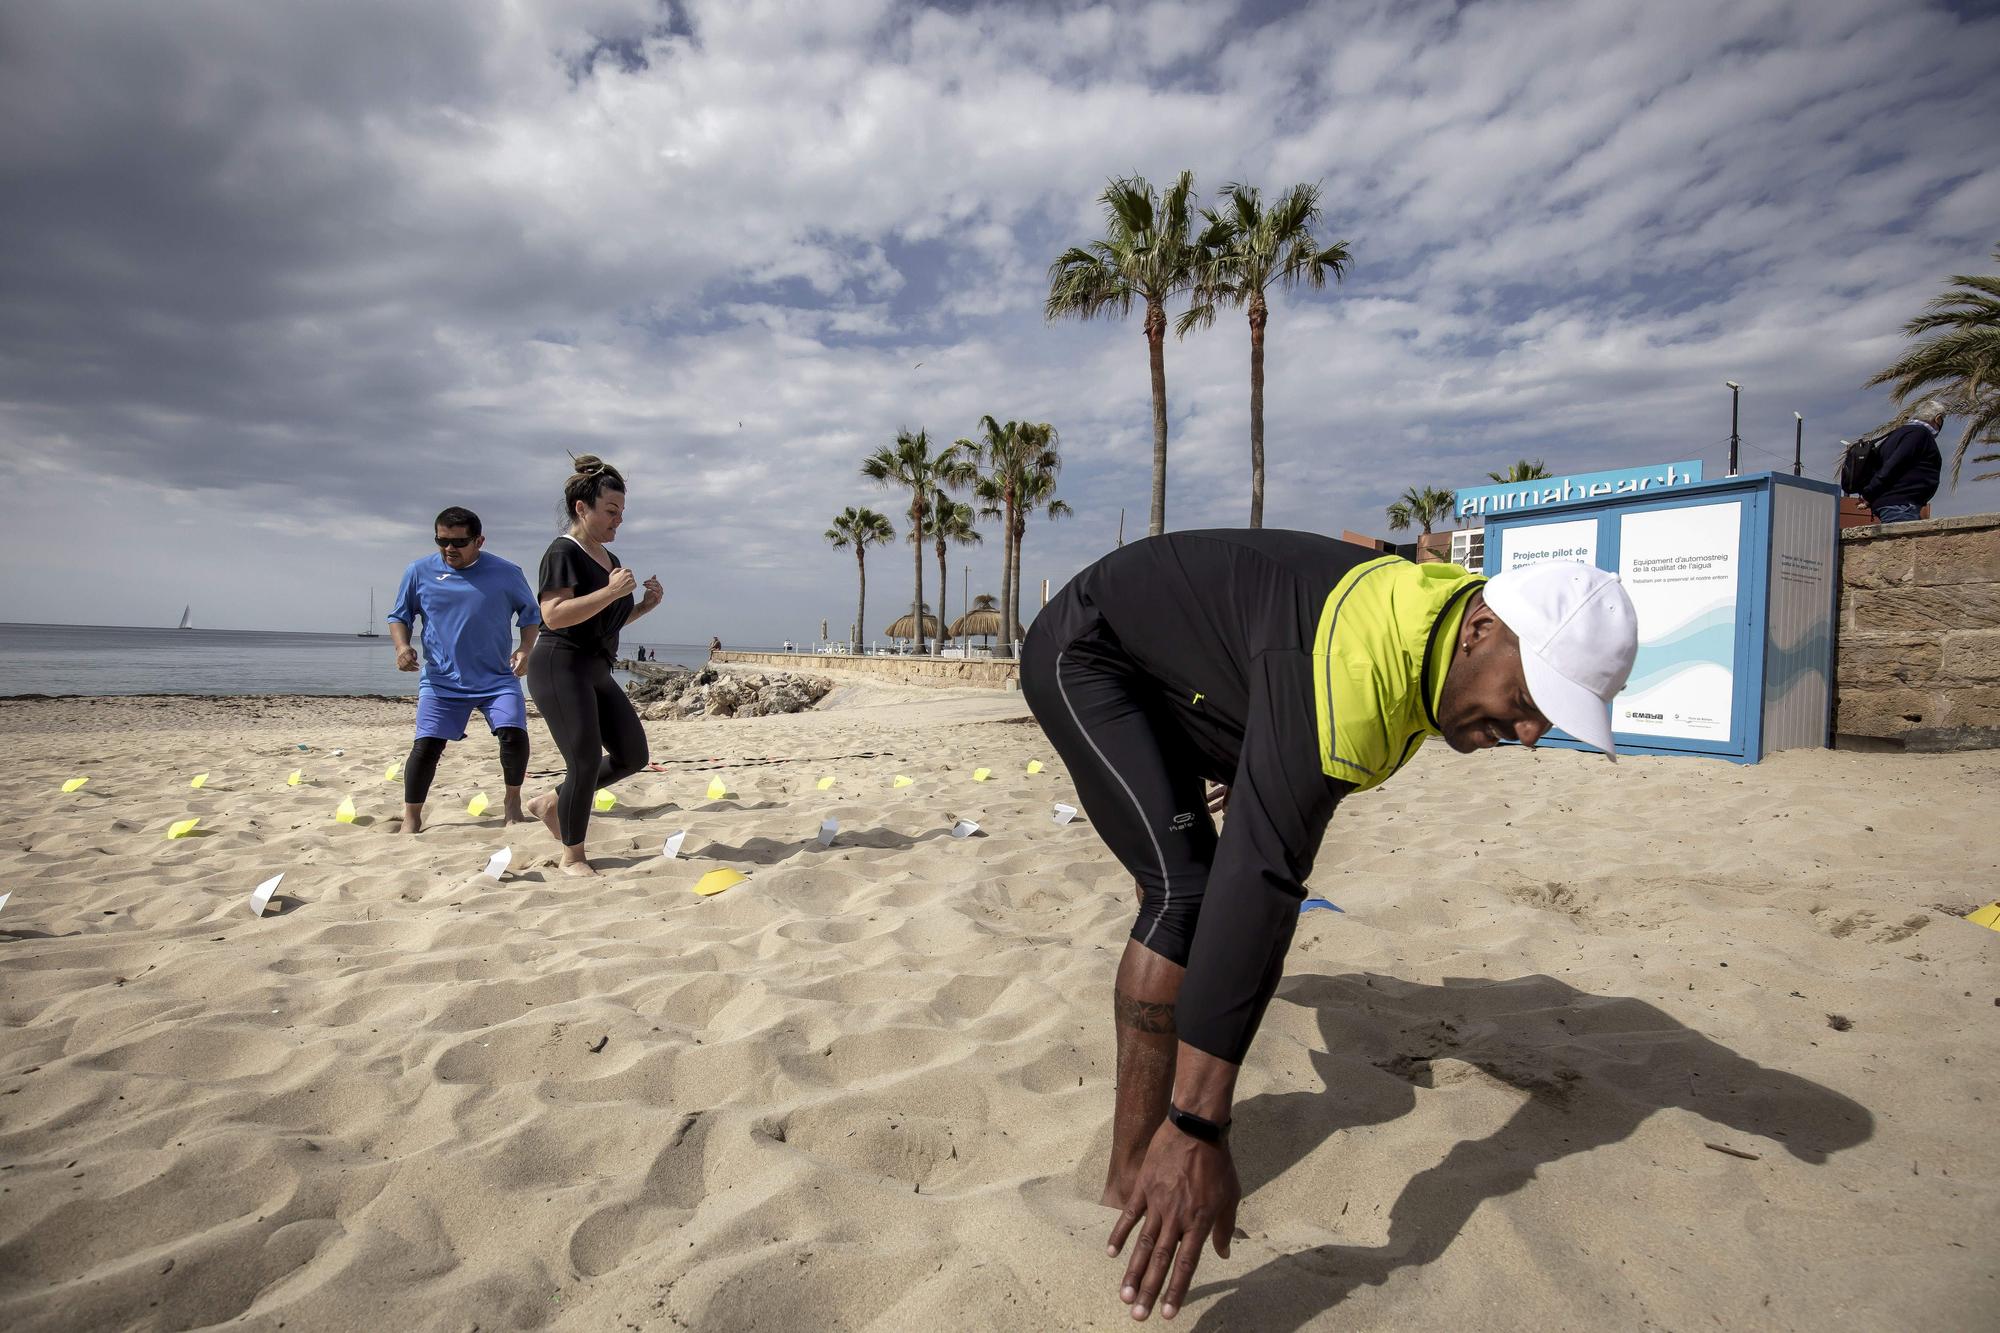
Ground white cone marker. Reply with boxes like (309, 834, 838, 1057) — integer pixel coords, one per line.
(1053, 803, 1078, 825)
(662, 830, 687, 860)
(0, 890, 12, 915)
(817, 818, 838, 848)
(249, 873, 283, 916)
(483, 847, 512, 881)
(950, 819, 980, 839)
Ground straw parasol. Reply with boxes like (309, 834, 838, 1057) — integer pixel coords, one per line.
(948, 594, 1023, 649)
(884, 609, 947, 641)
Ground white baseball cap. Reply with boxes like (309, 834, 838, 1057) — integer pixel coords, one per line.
(1481, 562, 1638, 759)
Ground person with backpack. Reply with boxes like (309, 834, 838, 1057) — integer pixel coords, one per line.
(1849, 398, 1948, 523)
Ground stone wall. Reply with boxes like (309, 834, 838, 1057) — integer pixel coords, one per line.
(710, 650, 1020, 690)
(1836, 511, 2000, 750)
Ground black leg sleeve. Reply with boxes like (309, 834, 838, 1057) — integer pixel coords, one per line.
(495, 726, 529, 787)
(1022, 612, 1216, 966)
(404, 736, 447, 804)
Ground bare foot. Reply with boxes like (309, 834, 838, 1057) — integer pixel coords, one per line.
(400, 806, 425, 835)
(503, 801, 529, 825)
(559, 858, 598, 878)
(526, 792, 562, 844)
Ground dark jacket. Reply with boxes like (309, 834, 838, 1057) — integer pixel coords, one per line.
(1865, 421, 1941, 511)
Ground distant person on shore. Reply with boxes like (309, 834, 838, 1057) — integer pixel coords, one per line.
(386, 506, 541, 834)
(1860, 397, 1948, 524)
(709, 635, 722, 655)
(526, 455, 663, 877)
(1020, 531, 1638, 1322)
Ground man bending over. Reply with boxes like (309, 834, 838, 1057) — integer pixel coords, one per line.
(1021, 529, 1638, 1322)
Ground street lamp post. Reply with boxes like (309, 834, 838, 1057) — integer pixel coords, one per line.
(1793, 412, 1803, 477)
(1725, 381, 1741, 476)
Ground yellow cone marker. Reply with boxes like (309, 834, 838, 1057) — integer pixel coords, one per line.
(973, 768, 992, 782)
(190, 773, 209, 790)
(384, 762, 401, 782)
(594, 789, 617, 813)
(815, 775, 836, 791)
(892, 775, 914, 788)
(62, 777, 89, 793)
(692, 868, 745, 897)
(705, 777, 729, 800)
(335, 796, 357, 824)
(286, 770, 303, 787)
(1968, 901, 2000, 931)
(166, 817, 200, 840)
(467, 792, 490, 817)
(1026, 761, 1044, 775)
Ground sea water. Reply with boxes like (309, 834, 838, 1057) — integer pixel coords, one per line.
(0, 623, 728, 697)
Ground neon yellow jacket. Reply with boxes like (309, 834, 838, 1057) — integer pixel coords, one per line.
(1311, 556, 1485, 791)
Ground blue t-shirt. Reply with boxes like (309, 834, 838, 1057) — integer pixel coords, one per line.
(387, 552, 541, 699)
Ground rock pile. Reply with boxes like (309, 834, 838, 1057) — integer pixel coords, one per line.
(627, 667, 834, 720)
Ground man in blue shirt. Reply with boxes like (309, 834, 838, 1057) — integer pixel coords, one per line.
(387, 507, 542, 832)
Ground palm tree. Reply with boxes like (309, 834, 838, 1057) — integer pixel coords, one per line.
(1486, 459, 1551, 483)
(1180, 182, 1352, 527)
(863, 428, 974, 654)
(964, 417, 1061, 659)
(1047, 171, 1203, 536)
(1011, 442, 1072, 639)
(922, 497, 983, 653)
(1385, 485, 1456, 535)
(1865, 246, 2000, 485)
(825, 506, 894, 652)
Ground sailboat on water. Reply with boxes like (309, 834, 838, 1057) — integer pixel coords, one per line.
(177, 605, 193, 631)
(357, 588, 381, 638)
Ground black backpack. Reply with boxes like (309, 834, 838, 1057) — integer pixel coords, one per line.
(1838, 432, 1888, 495)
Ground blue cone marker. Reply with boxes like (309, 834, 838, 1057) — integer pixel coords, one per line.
(1299, 897, 1343, 914)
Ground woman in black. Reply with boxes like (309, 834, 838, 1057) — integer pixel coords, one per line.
(526, 455, 663, 876)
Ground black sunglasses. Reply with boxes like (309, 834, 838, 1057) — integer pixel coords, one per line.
(435, 536, 475, 549)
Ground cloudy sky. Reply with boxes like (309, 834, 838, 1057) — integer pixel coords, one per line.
(3, 0, 1996, 640)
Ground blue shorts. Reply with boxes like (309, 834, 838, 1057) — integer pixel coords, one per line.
(415, 689, 527, 742)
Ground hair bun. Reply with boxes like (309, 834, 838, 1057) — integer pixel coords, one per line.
(569, 452, 607, 477)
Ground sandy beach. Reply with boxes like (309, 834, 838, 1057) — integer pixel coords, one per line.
(1, 684, 1996, 1330)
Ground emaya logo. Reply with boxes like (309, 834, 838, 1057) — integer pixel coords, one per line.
(1455, 461, 1703, 518)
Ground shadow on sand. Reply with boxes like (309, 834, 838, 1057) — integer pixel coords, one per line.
(1190, 971, 1874, 1329)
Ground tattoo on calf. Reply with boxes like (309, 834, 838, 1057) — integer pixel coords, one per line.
(1114, 989, 1177, 1035)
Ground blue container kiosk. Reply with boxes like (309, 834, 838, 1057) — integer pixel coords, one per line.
(1480, 471, 1841, 763)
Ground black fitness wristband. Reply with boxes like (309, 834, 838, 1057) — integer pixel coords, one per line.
(1166, 1103, 1230, 1144)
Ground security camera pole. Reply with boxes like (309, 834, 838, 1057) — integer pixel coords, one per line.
(1725, 380, 1741, 475)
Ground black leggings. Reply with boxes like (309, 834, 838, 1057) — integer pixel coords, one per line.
(526, 642, 648, 846)
(1020, 595, 1219, 968)
(403, 728, 529, 804)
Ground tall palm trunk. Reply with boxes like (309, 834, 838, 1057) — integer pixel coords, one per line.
(855, 549, 866, 653)
(997, 485, 1018, 659)
(935, 535, 949, 657)
(1010, 513, 1026, 642)
(1145, 296, 1168, 536)
(1248, 292, 1268, 528)
(909, 495, 927, 653)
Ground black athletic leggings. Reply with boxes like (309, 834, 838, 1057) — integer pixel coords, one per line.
(526, 642, 649, 846)
(403, 728, 529, 805)
(1020, 594, 1219, 969)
